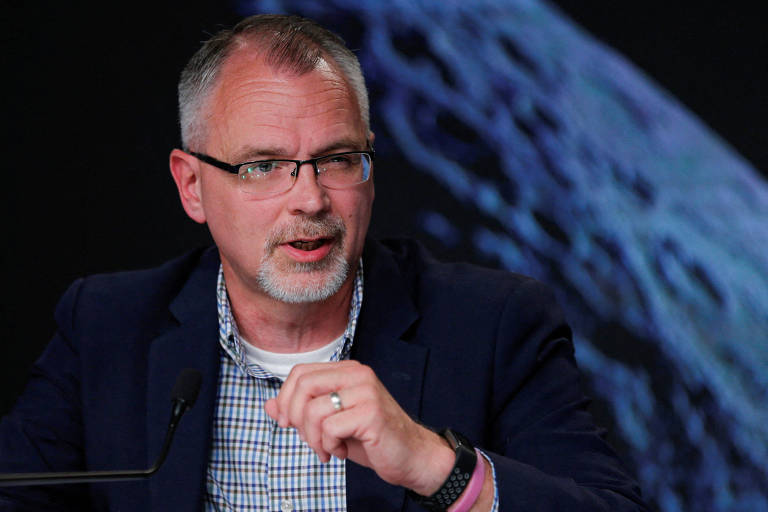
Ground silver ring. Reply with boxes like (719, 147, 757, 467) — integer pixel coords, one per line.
(329, 391, 343, 412)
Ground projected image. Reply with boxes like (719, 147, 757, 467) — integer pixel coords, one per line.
(236, 1, 768, 510)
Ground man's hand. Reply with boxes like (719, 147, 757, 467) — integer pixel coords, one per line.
(264, 360, 454, 495)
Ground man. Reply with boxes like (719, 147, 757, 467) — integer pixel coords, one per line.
(0, 14, 647, 511)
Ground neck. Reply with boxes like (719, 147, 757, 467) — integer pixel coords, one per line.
(222, 263, 355, 353)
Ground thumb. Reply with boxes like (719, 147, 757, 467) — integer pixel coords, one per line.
(265, 398, 279, 421)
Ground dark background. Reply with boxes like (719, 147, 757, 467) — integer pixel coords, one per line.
(551, 2, 766, 176)
(1, 2, 766, 499)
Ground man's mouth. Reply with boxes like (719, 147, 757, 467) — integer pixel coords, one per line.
(287, 238, 331, 251)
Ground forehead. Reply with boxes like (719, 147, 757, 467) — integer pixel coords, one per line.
(205, 48, 365, 156)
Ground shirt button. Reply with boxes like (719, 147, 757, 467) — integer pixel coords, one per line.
(280, 498, 293, 512)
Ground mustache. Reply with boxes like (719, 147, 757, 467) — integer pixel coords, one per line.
(264, 215, 346, 254)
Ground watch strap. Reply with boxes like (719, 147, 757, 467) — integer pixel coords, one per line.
(408, 428, 478, 511)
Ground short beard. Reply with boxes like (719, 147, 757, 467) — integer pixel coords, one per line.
(256, 215, 349, 304)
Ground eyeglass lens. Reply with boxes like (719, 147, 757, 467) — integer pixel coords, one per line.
(237, 152, 372, 198)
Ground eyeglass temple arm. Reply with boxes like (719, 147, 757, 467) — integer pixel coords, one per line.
(186, 150, 241, 175)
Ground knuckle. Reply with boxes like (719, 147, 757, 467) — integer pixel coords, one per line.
(356, 363, 375, 381)
(320, 414, 337, 434)
(286, 363, 306, 380)
(294, 373, 310, 393)
(306, 399, 324, 423)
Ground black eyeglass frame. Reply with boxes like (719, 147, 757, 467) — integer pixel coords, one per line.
(186, 147, 375, 186)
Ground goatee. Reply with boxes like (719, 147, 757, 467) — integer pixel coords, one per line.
(257, 215, 349, 303)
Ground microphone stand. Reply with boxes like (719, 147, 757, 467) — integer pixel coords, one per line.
(0, 369, 201, 487)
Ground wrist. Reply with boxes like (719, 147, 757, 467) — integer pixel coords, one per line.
(407, 428, 479, 511)
(405, 427, 456, 496)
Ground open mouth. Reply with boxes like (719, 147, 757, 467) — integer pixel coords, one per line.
(287, 238, 331, 251)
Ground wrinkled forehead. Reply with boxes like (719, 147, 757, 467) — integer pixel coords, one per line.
(203, 47, 367, 154)
(216, 45, 359, 112)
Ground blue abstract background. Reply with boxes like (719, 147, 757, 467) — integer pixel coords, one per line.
(237, 1, 768, 510)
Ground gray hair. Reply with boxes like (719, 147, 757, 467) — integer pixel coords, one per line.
(178, 14, 370, 150)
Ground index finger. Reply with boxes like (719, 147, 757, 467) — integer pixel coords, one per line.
(276, 360, 366, 428)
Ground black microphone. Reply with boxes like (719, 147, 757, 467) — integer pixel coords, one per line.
(0, 368, 202, 487)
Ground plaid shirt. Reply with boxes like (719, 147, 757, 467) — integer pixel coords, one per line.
(203, 264, 362, 511)
(203, 262, 499, 511)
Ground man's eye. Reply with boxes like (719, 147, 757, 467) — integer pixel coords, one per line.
(323, 154, 362, 170)
(328, 155, 352, 164)
(248, 162, 277, 173)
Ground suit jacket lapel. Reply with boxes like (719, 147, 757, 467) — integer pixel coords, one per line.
(146, 248, 221, 511)
(347, 240, 427, 511)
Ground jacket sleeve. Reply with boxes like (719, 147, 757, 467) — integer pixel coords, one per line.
(484, 278, 649, 511)
(0, 279, 89, 511)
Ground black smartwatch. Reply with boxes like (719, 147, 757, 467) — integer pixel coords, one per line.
(408, 428, 478, 511)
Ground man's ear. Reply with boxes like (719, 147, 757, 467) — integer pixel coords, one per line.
(169, 148, 206, 224)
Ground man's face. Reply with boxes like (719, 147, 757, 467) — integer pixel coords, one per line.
(194, 49, 374, 303)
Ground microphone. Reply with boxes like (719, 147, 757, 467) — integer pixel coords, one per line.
(0, 368, 202, 487)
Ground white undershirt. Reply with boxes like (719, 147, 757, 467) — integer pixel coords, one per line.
(240, 335, 346, 381)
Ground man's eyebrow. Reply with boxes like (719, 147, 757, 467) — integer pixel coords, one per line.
(311, 138, 368, 157)
(231, 146, 290, 163)
(232, 138, 366, 162)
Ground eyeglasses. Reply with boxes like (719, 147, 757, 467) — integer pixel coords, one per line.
(187, 147, 374, 200)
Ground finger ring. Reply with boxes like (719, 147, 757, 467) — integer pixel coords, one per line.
(329, 391, 343, 412)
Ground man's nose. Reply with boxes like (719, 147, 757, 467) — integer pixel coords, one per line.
(286, 162, 331, 215)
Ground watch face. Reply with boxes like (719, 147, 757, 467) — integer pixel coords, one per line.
(442, 428, 459, 449)
(442, 428, 471, 450)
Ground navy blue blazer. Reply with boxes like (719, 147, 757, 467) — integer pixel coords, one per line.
(0, 239, 647, 511)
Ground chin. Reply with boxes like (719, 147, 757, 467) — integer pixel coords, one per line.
(256, 252, 351, 304)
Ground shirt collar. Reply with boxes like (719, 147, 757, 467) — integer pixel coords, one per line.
(216, 261, 364, 379)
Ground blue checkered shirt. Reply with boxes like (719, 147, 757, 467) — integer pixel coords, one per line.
(202, 262, 499, 511)
(203, 264, 363, 511)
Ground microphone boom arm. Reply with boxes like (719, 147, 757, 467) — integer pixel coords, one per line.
(0, 369, 201, 487)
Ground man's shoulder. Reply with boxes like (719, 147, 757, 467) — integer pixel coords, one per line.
(361, 238, 568, 365)
(365, 238, 550, 306)
(80, 246, 215, 291)
(58, 246, 219, 319)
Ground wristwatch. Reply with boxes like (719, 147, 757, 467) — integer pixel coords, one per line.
(408, 428, 478, 511)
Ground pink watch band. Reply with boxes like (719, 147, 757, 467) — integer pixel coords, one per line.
(447, 449, 486, 512)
